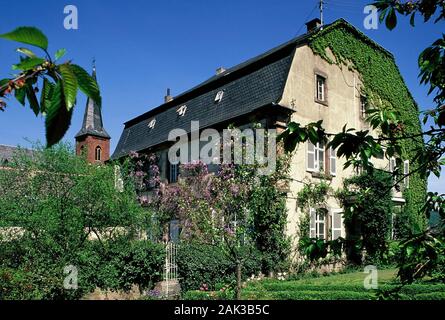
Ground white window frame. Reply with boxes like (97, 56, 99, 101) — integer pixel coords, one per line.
(360, 96, 367, 119)
(307, 141, 325, 173)
(329, 146, 336, 176)
(316, 75, 326, 102)
(215, 90, 224, 103)
(403, 160, 410, 188)
(310, 208, 326, 240)
(177, 105, 187, 116)
(148, 118, 156, 129)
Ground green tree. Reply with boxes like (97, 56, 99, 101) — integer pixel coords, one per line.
(0, 143, 159, 299)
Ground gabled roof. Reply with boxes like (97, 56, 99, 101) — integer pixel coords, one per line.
(75, 68, 110, 140)
(111, 19, 394, 159)
(0, 145, 34, 164)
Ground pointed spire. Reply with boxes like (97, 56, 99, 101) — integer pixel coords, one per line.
(75, 62, 110, 140)
(92, 57, 97, 80)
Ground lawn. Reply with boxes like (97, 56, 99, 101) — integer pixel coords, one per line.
(241, 269, 445, 300)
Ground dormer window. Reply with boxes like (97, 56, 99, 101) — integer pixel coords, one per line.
(215, 90, 224, 103)
(148, 119, 156, 129)
(177, 105, 187, 116)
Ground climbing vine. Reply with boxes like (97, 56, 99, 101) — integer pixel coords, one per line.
(308, 20, 427, 233)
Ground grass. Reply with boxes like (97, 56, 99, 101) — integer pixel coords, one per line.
(241, 269, 445, 300)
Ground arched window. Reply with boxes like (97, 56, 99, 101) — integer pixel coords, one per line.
(95, 146, 102, 161)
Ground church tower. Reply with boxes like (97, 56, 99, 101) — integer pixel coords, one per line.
(75, 64, 110, 163)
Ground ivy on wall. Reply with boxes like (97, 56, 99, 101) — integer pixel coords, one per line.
(308, 20, 427, 233)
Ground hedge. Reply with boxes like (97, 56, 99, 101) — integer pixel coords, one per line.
(177, 243, 262, 292)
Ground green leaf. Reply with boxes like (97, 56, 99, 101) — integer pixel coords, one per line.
(58, 64, 78, 111)
(40, 78, 55, 115)
(45, 81, 74, 147)
(25, 82, 40, 116)
(70, 64, 101, 107)
(16, 47, 37, 58)
(0, 27, 48, 50)
(55, 48, 67, 60)
(12, 57, 45, 71)
(410, 13, 416, 27)
(385, 8, 397, 30)
(14, 87, 26, 106)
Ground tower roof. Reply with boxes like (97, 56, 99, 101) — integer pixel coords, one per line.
(75, 66, 110, 140)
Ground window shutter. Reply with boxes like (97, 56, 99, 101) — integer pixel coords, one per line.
(389, 157, 396, 173)
(404, 160, 410, 188)
(329, 147, 336, 176)
(307, 142, 316, 172)
(331, 210, 343, 240)
(310, 208, 316, 238)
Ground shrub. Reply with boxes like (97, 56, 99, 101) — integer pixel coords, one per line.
(177, 243, 262, 292)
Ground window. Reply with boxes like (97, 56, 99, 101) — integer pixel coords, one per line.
(316, 75, 326, 102)
(169, 162, 179, 183)
(360, 96, 367, 119)
(404, 160, 410, 188)
(177, 105, 187, 116)
(95, 146, 102, 161)
(169, 219, 180, 243)
(329, 146, 336, 176)
(331, 210, 343, 240)
(307, 141, 325, 172)
(148, 118, 156, 129)
(310, 208, 326, 239)
(389, 157, 396, 173)
(215, 90, 224, 103)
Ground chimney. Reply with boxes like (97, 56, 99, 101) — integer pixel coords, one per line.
(164, 88, 173, 103)
(216, 67, 226, 75)
(305, 18, 322, 33)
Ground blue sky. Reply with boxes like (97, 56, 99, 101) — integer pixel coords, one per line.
(0, 0, 443, 192)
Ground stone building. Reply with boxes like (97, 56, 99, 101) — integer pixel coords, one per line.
(111, 19, 419, 246)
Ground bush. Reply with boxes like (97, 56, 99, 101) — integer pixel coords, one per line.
(92, 240, 165, 292)
(177, 243, 262, 292)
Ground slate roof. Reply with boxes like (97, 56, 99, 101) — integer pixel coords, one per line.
(0, 145, 34, 164)
(75, 68, 110, 140)
(111, 19, 393, 159)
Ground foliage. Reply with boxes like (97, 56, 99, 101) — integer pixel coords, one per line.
(336, 170, 394, 263)
(176, 242, 262, 293)
(307, 20, 427, 232)
(0, 143, 162, 299)
(0, 27, 100, 146)
(150, 150, 291, 299)
(242, 268, 445, 300)
(296, 181, 331, 212)
(249, 156, 291, 273)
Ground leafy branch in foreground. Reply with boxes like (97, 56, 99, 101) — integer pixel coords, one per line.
(0, 26, 101, 147)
